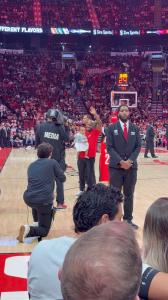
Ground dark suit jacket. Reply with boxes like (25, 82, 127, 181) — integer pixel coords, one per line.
(146, 125, 155, 141)
(106, 121, 141, 169)
(165, 126, 168, 139)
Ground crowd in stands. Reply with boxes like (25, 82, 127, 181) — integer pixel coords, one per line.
(0, 0, 34, 26)
(162, 63, 168, 117)
(41, 0, 92, 29)
(1, 50, 168, 148)
(161, 0, 168, 29)
(1, 0, 168, 30)
(93, 0, 155, 30)
(0, 51, 83, 147)
(81, 52, 153, 124)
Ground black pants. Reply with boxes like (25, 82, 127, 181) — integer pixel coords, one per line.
(86, 158, 96, 190)
(77, 158, 88, 191)
(6, 137, 10, 148)
(26, 204, 53, 238)
(145, 141, 155, 157)
(109, 167, 137, 221)
(56, 159, 66, 204)
(0, 136, 5, 148)
(55, 177, 64, 204)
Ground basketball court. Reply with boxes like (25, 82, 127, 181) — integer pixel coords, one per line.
(0, 147, 168, 298)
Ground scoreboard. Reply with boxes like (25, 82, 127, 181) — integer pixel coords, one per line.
(117, 73, 129, 87)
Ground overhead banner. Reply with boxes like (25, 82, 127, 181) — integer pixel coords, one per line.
(0, 26, 43, 33)
(0, 49, 23, 54)
(1, 25, 168, 36)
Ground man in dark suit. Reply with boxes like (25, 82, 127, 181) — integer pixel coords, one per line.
(6, 123, 11, 148)
(0, 123, 7, 148)
(106, 105, 141, 229)
(165, 125, 168, 150)
(144, 123, 157, 158)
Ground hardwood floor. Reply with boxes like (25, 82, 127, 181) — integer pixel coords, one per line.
(1, 147, 168, 253)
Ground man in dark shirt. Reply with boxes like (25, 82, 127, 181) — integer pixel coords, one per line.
(17, 142, 66, 243)
(35, 109, 70, 209)
(165, 124, 168, 150)
(0, 123, 7, 148)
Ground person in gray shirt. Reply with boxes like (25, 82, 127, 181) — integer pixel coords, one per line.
(17, 142, 66, 243)
(28, 184, 123, 300)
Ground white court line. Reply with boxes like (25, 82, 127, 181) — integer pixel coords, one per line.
(9, 157, 35, 161)
(1, 292, 29, 300)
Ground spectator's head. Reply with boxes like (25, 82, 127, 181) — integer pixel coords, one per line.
(118, 105, 130, 122)
(79, 126, 86, 135)
(61, 222, 142, 300)
(73, 183, 123, 233)
(37, 142, 53, 158)
(143, 197, 168, 272)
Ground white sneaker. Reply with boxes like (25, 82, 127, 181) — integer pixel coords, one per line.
(75, 191, 84, 197)
(17, 225, 30, 243)
(32, 222, 38, 227)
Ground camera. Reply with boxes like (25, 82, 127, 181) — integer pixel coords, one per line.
(45, 109, 66, 125)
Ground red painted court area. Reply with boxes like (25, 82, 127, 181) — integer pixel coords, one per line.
(0, 253, 29, 292)
(0, 148, 11, 172)
(0, 253, 30, 299)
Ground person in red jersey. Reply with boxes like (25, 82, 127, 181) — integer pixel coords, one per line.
(99, 136, 110, 182)
(110, 110, 118, 124)
(83, 107, 102, 190)
(99, 112, 118, 183)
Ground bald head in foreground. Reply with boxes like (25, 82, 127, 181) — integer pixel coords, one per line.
(60, 222, 142, 300)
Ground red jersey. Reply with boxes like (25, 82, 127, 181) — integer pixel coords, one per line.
(78, 151, 86, 159)
(111, 116, 118, 124)
(99, 141, 109, 182)
(85, 128, 100, 158)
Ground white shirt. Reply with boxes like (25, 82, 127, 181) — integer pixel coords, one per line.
(28, 236, 76, 300)
(119, 120, 129, 132)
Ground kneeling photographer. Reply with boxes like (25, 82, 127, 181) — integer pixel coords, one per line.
(17, 143, 66, 242)
(35, 109, 70, 209)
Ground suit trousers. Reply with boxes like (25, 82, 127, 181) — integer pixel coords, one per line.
(109, 167, 137, 221)
(0, 136, 5, 148)
(27, 204, 53, 238)
(145, 141, 155, 157)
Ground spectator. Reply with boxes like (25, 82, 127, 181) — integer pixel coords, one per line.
(143, 197, 168, 273)
(28, 184, 123, 300)
(60, 221, 142, 300)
